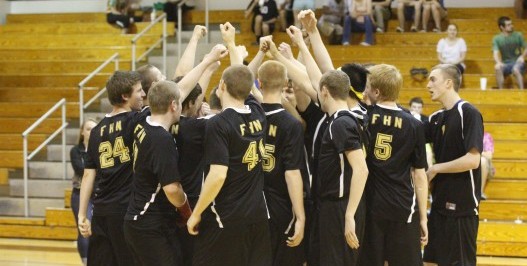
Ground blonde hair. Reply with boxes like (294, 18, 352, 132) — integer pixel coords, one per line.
(368, 64, 403, 102)
(258, 60, 287, 92)
(148, 81, 180, 114)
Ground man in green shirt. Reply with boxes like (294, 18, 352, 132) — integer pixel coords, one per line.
(493, 16, 527, 89)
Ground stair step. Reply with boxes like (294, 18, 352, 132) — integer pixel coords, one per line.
(45, 207, 75, 227)
(28, 161, 73, 179)
(46, 144, 74, 161)
(9, 179, 70, 199)
(0, 238, 77, 252)
(0, 197, 65, 217)
(0, 216, 45, 226)
(0, 223, 76, 240)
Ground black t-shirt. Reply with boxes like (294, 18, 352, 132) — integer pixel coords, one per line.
(427, 100, 483, 217)
(85, 110, 148, 216)
(171, 115, 211, 202)
(262, 104, 304, 222)
(366, 104, 428, 222)
(125, 117, 181, 221)
(260, 0, 279, 21)
(202, 95, 269, 228)
(317, 110, 363, 200)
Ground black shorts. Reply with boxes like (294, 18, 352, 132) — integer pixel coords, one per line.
(123, 216, 182, 266)
(88, 214, 134, 266)
(423, 211, 478, 266)
(267, 197, 305, 266)
(193, 220, 272, 266)
(318, 197, 366, 266)
(358, 213, 422, 266)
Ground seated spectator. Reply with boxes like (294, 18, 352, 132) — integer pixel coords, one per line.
(409, 96, 428, 124)
(437, 24, 467, 74)
(318, 0, 348, 44)
(343, 0, 375, 46)
(421, 0, 446, 32)
(277, 0, 293, 31)
(372, 0, 393, 33)
(246, 0, 279, 44)
(396, 0, 421, 32)
(481, 132, 495, 200)
(106, 0, 143, 33)
(493, 16, 527, 89)
(293, 0, 316, 28)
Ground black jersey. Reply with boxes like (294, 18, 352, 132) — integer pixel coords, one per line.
(317, 110, 363, 200)
(85, 110, 147, 215)
(427, 100, 483, 217)
(202, 95, 269, 228)
(171, 115, 211, 202)
(299, 100, 329, 199)
(366, 104, 428, 222)
(261, 104, 304, 220)
(125, 117, 181, 221)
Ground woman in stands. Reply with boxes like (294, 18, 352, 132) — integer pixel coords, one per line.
(437, 24, 467, 75)
(70, 119, 97, 266)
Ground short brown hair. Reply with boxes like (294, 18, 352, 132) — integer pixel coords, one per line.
(148, 81, 180, 114)
(106, 70, 142, 106)
(368, 64, 403, 102)
(431, 64, 462, 92)
(258, 61, 287, 92)
(221, 65, 254, 100)
(136, 65, 158, 95)
(319, 70, 350, 100)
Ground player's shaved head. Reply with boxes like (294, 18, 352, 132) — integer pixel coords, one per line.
(148, 80, 180, 114)
(221, 65, 254, 100)
(258, 60, 287, 92)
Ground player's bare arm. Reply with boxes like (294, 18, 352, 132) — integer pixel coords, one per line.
(187, 164, 228, 235)
(285, 169, 305, 247)
(412, 168, 429, 246)
(78, 168, 96, 238)
(344, 148, 368, 249)
(427, 148, 480, 182)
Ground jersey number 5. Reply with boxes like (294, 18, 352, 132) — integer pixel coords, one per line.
(374, 133, 393, 160)
(99, 136, 131, 168)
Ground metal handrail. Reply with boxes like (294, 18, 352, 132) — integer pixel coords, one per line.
(78, 53, 119, 126)
(22, 98, 68, 217)
(132, 12, 167, 75)
(205, 0, 209, 44)
(177, 0, 190, 60)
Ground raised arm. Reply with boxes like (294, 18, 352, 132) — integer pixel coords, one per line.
(298, 10, 335, 73)
(177, 44, 228, 104)
(174, 25, 207, 77)
(220, 22, 244, 65)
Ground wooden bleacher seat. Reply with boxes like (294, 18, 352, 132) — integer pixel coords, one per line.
(493, 160, 527, 180)
(0, 87, 98, 102)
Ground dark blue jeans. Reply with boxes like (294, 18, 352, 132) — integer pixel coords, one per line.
(342, 15, 374, 45)
(71, 189, 93, 260)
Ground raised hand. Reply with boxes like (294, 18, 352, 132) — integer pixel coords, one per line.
(220, 22, 236, 45)
(286, 26, 306, 47)
(278, 42, 294, 60)
(192, 25, 207, 41)
(205, 44, 229, 62)
(298, 10, 318, 33)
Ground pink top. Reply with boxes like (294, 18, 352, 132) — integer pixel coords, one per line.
(483, 132, 494, 153)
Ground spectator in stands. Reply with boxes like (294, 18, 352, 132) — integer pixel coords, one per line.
(515, 0, 527, 19)
(481, 132, 495, 200)
(409, 96, 428, 124)
(246, 0, 280, 45)
(437, 24, 467, 75)
(493, 16, 527, 89)
(70, 119, 97, 266)
(293, 0, 315, 28)
(318, 0, 348, 44)
(372, 0, 392, 33)
(396, 0, 421, 32)
(277, 0, 293, 31)
(421, 0, 446, 32)
(106, 0, 142, 33)
(343, 0, 375, 46)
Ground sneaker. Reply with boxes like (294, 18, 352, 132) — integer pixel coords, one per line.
(376, 27, 384, 33)
(396, 26, 404, 32)
(410, 26, 417, 32)
(432, 28, 440, 33)
(342, 41, 350, 46)
(481, 193, 487, 200)
(420, 29, 426, 33)
(360, 42, 371, 46)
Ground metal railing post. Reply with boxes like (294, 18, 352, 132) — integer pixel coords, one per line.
(62, 103, 67, 180)
(205, 0, 209, 44)
(132, 42, 137, 70)
(177, 5, 182, 61)
(23, 136, 28, 217)
(114, 56, 119, 71)
(79, 85, 84, 126)
(163, 16, 167, 76)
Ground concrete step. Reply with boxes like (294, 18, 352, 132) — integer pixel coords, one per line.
(46, 144, 74, 161)
(0, 197, 64, 217)
(28, 161, 73, 179)
(9, 179, 70, 199)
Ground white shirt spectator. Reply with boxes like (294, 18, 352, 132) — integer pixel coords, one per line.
(436, 38, 467, 64)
